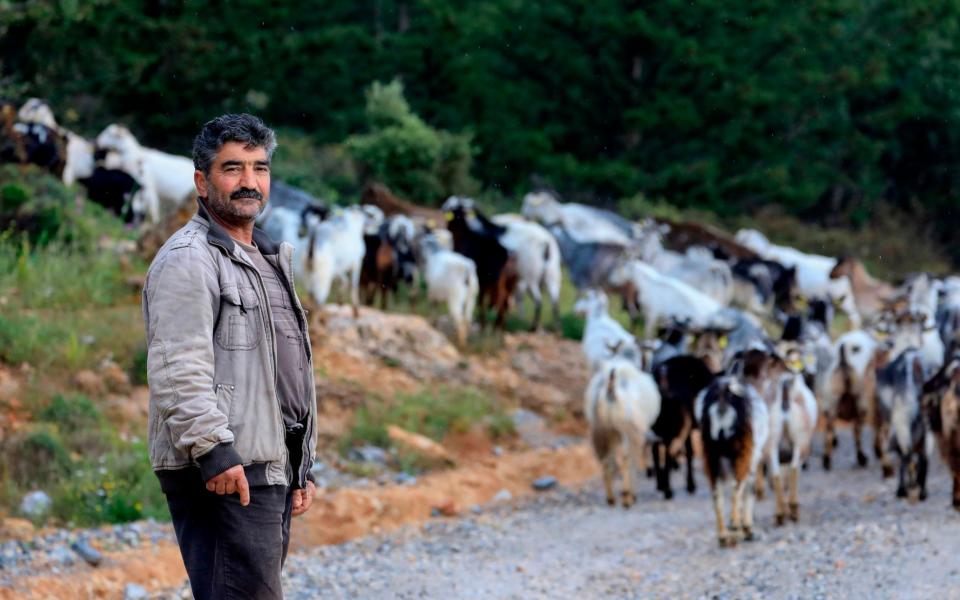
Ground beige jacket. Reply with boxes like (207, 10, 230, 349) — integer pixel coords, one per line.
(143, 200, 316, 490)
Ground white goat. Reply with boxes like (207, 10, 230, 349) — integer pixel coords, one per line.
(491, 214, 562, 329)
(304, 206, 367, 317)
(735, 228, 861, 328)
(17, 98, 95, 186)
(96, 124, 195, 222)
(584, 356, 661, 507)
(760, 369, 818, 525)
(418, 233, 479, 348)
(609, 259, 723, 339)
(573, 290, 641, 371)
(820, 329, 879, 470)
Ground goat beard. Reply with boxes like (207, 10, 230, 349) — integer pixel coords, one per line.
(205, 184, 265, 226)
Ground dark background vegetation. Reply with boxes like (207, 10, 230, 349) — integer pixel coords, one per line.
(3, 0, 960, 262)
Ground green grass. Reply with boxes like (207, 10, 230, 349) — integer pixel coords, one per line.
(339, 386, 515, 472)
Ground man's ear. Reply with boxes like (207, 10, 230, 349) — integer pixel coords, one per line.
(194, 170, 208, 198)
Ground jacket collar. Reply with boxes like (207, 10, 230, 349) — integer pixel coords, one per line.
(196, 197, 281, 256)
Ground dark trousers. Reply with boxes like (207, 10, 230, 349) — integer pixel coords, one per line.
(166, 484, 293, 600)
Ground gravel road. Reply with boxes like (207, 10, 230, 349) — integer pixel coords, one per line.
(280, 429, 960, 600)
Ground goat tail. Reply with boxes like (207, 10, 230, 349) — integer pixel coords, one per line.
(606, 367, 618, 404)
(781, 377, 792, 413)
(306, 224, 317, 271)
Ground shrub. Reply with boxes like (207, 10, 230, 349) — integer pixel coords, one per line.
(346, 79, 479, 205)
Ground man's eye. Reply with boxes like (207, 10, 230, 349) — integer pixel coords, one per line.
(256, 165, 270, 172)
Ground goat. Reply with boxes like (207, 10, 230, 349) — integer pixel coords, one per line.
(78, 166, 144, 224)
(443, 199, 518, 329)
(651, 355, 714, 499)
(573, 290, 641, 371)
(876, 348, 932, 500)
(923, 356, 960, 509)
(758, 358, 818, 525)
(417, 233, 479, 348)
(608, 259, 724, 340)
(304, 206, 368, 317)
(695, 375, 769, 546)
(830, 256, 897, 322)
(16, 98, 95, 185)
(491, 214, 562, 330)
(730, 258, 798, 316)
(735, 228, 861, 328)
(821, 329, 881, 471)
(584, 356, 662, 508)
(95, 123, 195, 222)
(522, 189, 640, 246)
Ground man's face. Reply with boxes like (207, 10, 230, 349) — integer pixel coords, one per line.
(195, 141, 270, 226)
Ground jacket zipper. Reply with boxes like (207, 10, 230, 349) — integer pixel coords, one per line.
(212, 239, 288, 477)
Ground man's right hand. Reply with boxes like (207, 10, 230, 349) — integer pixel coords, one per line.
(205, 464, 250, 506)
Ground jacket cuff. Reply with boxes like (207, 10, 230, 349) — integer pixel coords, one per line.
(196, 442, 243, 482)
(305, 469, 316, 486)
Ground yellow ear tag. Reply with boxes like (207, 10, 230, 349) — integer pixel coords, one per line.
(796, 296, 808, 309)
(789, 359, 804, 372)
(426, 218, 436, 228)
(468, 210, 476, 218)
(444, 211, 454, 221)
(719, 336, 728, 349)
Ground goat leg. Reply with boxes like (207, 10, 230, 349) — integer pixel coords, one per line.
(788, 466, 800, 522)
(822, 413, 835, 471)
(685, 435, 697, 495)
(854, 419, 868, 467)
(773, 473, 786, 526)
(712, 485, 733, 547)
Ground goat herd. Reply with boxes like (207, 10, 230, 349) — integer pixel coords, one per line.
(4, 99, 960, 550)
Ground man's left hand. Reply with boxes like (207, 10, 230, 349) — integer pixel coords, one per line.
(292, 481, 316, 517)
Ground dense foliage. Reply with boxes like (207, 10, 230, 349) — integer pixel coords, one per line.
(3, 1, 960, 259)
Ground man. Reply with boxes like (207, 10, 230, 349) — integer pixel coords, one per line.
(142, 114, 317, 599)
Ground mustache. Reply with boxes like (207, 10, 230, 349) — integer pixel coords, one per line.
(230, 188, 263, 201)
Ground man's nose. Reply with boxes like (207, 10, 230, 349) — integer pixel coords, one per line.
(240, 165, 258, 190)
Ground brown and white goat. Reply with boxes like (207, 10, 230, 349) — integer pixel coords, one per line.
(924, 356, 960, 509)
(695, 375, 769, 547)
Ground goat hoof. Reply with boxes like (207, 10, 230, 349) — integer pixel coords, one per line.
(775, 514, 786, 527)
(789, 503, 800, 522)
(856, 452, 868, 467)
(742, 528, 756, 542)
(882, 465, 895, 479)
(718, 534, 738, 548)
(832, 437, 839, 448)
(645, 467, 654, 478)
(687, 483, 696, 495)
(896, 486, 908, 499)
(755, 489, 766, 501)
(919, 490, 928, 502)
(952, 499, 960, 511)
(620, 491, 635, 508)
(663, 488, 674, 500)
(822, 456, 832, 471)
(606, 496, 616, 507)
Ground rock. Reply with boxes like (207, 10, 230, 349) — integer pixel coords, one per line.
(431, 499, 458, 517)
(73, 370, 106, 396)
(348, 445, 389, 466)
(493, 489, 513, 502)
(19, 490, 51, 518)
(386, 425, 456, 466)
(532, 476, 558, 491)
(395, 472, 418, 486)
(70, 539, 103, 566)
(470, 505, 483, 515)
(48, 545, 76, 566)
(123, 583, 149, 600)
(99, 359, 132, 394)
(0, 518, 35, 542)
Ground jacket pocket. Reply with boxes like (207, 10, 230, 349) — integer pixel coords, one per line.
(216, 284, 263, 350)
(215, 383, 235, 422)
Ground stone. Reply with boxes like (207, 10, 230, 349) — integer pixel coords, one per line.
(73, 370, 106, 396)
(532, 476, 558, 491)
(70, 539, 103, 566)
(123, 583, 149, 600)
(19, 490, 51, 518)
(493, 489, 513, 502)
(386, 425, 456, 466)
(348, 445, 389, 466)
